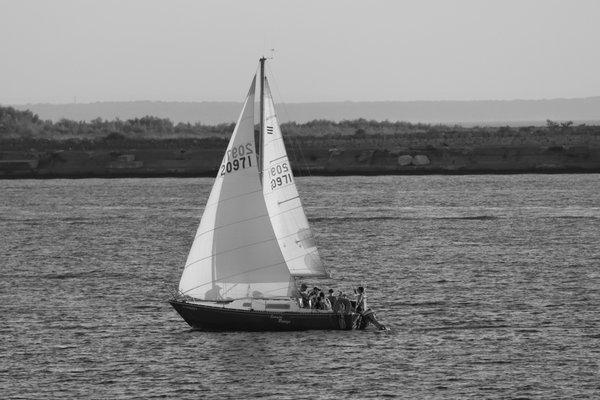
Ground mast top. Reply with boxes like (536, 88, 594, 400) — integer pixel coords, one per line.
(260, 49, 275, 65)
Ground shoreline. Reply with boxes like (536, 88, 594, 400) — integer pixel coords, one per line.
(2, 167, 599, 180)
(2, 120, 599, 179)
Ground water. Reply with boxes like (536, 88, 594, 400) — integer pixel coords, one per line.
(1, 175, 599, 399)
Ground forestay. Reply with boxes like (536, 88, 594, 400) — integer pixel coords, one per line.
(179, 76, 294, 300)
(261, 79, 328, 278)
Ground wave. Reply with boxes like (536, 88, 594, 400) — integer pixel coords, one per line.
(414, 323, 511, 332)
(41, 271, 94, 280)
(309, 215, 499, 222)
(41, 270, 132, 280)
(387, 300, 448, 307)
(310, 216, 407, 222)
(63, 217, 99, 225)
(437, 215, 498, 220)
(549, 215, 600, 220)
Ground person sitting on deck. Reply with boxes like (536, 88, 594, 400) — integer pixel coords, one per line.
(333, 291, 352, 314)
(308, 287, 320, 309)
(313, 289, 323, 309)
(317, 291, 332, 310)
(355, 286, 386, 330)
(298, 283, 309, 308)
(326, 289, 336, 308)
(205, 285, 223, 301)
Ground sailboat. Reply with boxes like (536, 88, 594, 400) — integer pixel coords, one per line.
(169, 58, 359, 331)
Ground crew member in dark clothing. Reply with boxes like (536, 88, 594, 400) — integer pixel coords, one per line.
(326, 289, 336, 308)
(308, 287, 320, 308)
(313, 290, 323, 309)
(298, 283, 309, 308)
(333, 291, 352, 314)
(355, 286, 386, 330)
(318, 291, 332, 310)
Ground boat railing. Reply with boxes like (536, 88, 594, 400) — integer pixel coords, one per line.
(163, 281, 183, 301)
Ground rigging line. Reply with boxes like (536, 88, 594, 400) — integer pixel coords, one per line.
(266, 64, 313, 178)
(259, 284, 296, 296)
(184, 227, 309, 270)
(199, 284, 293, 300)
(264, 66, 301, 168)
(264, 69, 319, 249)
(180, 251, 310, 295)
(221, 283, 239, 296)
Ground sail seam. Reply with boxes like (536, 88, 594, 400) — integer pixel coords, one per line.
(277, 195, 299, 205)
(203, 188, 262, 209)
(194, 213, 270, 240)
(193, 202, 307, 241)
(268, 155, 287, 164)
(181, 252, 309, 295)
(185, 225, 319, 270)
(184, 238, 276, 269)
(264, 136, 285, 144)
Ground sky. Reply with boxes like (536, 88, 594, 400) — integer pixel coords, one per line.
(1, 0, 599, 104)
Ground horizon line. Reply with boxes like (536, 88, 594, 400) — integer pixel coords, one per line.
(5, 95, 600, 107)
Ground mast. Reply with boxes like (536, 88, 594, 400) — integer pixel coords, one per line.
(258, 56, 266, 181)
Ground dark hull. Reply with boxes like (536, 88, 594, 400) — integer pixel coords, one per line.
(170, 300, 357, 331)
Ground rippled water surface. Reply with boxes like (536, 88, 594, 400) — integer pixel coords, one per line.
(1, 175, 599, 399)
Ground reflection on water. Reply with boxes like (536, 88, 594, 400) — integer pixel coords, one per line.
(1, 175, 599, 398)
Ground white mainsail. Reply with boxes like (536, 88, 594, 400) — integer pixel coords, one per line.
(261, 78, 328, 277)
(179, 76, 294, 300)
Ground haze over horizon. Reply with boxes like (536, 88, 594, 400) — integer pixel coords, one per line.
(11, 97, 600, 125)
(10, 94, 600, 106)
(1, 0, 600, 105)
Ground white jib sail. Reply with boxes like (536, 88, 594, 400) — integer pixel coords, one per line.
(261, 78, 328, 277)
(179, 76, 294, 300)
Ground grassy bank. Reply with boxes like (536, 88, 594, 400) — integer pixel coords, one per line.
(1, 106, 599, 178)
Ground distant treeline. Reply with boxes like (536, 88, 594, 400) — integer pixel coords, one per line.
(0, 106, 236, 140)
(0, 105, 597, 143)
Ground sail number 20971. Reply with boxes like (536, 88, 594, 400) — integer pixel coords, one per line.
(220, 143, 254, 176)
(269, 162, 293, 190)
